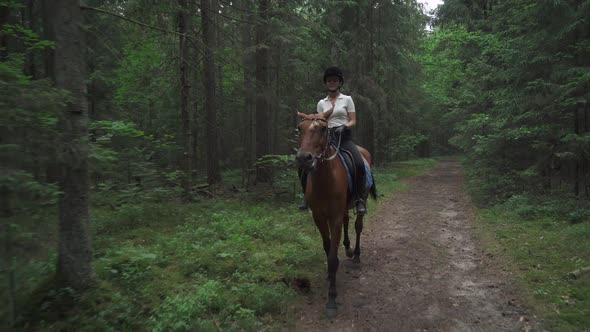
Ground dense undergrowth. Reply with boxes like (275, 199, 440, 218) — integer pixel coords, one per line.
(1, 159, 437, 331)
(472, 186, 590, 331)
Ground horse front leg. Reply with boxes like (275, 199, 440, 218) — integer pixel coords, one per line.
(353, 214, 364, 264)
(326, 216, 343, 317)
(343, 213, 354, 258)
(312, 212, 331, 278)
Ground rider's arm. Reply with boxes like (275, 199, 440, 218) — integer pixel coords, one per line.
(346, 112, 356, 128)
(345, 96, 356, 128)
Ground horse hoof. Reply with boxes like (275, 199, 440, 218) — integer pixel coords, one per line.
(325, 306, 337, 318)
(353, 256, 360, 264)
(345, 248, 354, 258)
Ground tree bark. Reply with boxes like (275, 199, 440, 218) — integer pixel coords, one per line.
(178, 0, 194, 198)
(21, 0, 37, 78)
(1, 187, 16, 326)
(240, 0, 255, 186)
(216, 0, 225, 162)
(52, 0, 95, 289)
(367, 0, 374, 74)
(574, 106, 580, 197)
(201, 0, 221, 184)
(255, 0, 271, 183)
(41, 0, 55, 79)
(42, 0, 60, 184)
(0, 4, 10, 61)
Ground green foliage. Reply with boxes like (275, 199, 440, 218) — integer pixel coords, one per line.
(1, 24, 54, 51)
(254, 154, 294, 187)
(502, 194, 590, 224)
(385, 133, 429, 160)
(0, 60, 64, 323)
(426, 0, 590, 200)
(479, 199, 590, 331)
(8, 159, 436, 330)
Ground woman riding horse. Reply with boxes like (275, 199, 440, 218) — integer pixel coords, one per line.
(295, 67, 376, 316)
(299, 66, 367, 215)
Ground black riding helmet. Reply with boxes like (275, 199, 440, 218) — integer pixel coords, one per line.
(323, 66, 344, 84)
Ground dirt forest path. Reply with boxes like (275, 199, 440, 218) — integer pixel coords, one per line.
(293, 159, 540, 332)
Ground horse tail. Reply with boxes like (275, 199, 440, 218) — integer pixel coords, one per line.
(369, 173, 377, 200)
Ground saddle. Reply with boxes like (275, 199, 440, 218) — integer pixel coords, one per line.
(334, 146, 374, 195)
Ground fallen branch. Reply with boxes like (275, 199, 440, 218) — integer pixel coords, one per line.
(80, 5, 194, 39)
(564, 266, 590, 280)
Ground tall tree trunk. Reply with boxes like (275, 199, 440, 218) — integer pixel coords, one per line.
(201, 0, 221, 184)
(192, 101, 199, 182)
(585, 103, 589, 198)
(52, 0, 95, 289)
(41, 0, 55, 79)
(272, 46, 280, 154)
(178, 0, 193, 197)
(23, 0, 37, 78)
(42, 0, 59, 184)
(1, 188, 16, 326)
(574, 105, 580, 197)
(367, 0, 374, 74)
(255, 0, 271, 183)
(216, 2, 225, 161)
(0, 4, 10, 61)
(240, 0, 255, 186)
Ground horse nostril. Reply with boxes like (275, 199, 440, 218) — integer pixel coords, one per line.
(296, 152, 313, 165)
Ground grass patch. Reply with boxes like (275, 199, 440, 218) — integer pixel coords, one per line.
(477, 196, 590, 331)
(4, 158, 438, 330)
(372, 158, 438, 196)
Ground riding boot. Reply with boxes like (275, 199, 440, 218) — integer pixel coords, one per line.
(354, 166, 367, 215)
(355, 194, 367, 215)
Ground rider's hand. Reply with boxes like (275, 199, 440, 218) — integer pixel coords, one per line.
(334, 125, 346, 135)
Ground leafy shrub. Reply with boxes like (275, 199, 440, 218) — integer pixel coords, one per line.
(151, 280, 227, 331)
(501, 194, 590, 222)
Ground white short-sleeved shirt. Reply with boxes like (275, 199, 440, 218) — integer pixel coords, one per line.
(316, 93, 356, 128)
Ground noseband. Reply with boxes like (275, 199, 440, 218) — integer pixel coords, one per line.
(299, 117, 341, 162)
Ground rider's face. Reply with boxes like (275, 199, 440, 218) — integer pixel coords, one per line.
(325, 76, 341, 91)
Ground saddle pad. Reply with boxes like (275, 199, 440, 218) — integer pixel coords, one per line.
(363, 159, 373, 190)
(336, 149, 374, 194)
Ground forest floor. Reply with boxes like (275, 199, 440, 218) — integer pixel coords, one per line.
(291, 159, 543, 332)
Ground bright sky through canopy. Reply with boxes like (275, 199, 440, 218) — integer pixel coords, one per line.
(419, 0, 444, 11)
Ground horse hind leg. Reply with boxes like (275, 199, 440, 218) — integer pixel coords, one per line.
(353, 214, 364, 264)
(343, 213, 354, 258)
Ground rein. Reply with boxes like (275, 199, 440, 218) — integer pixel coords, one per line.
(299, 117, 342, 162)
(318, 130, 341, 161)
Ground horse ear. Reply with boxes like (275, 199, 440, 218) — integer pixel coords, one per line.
(297, 112, 306, 119)
(323, 107, 334, 119)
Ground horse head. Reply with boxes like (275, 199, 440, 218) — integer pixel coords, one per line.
(295, 108, 334, 172)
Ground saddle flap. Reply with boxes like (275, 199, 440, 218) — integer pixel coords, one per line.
(336, 149, 355, 194)
(336, 148, 373, 194)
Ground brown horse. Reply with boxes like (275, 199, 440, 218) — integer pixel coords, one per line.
(295, 110, 377, 317)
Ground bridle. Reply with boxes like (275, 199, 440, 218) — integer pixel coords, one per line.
(298, 117, 342, 162)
